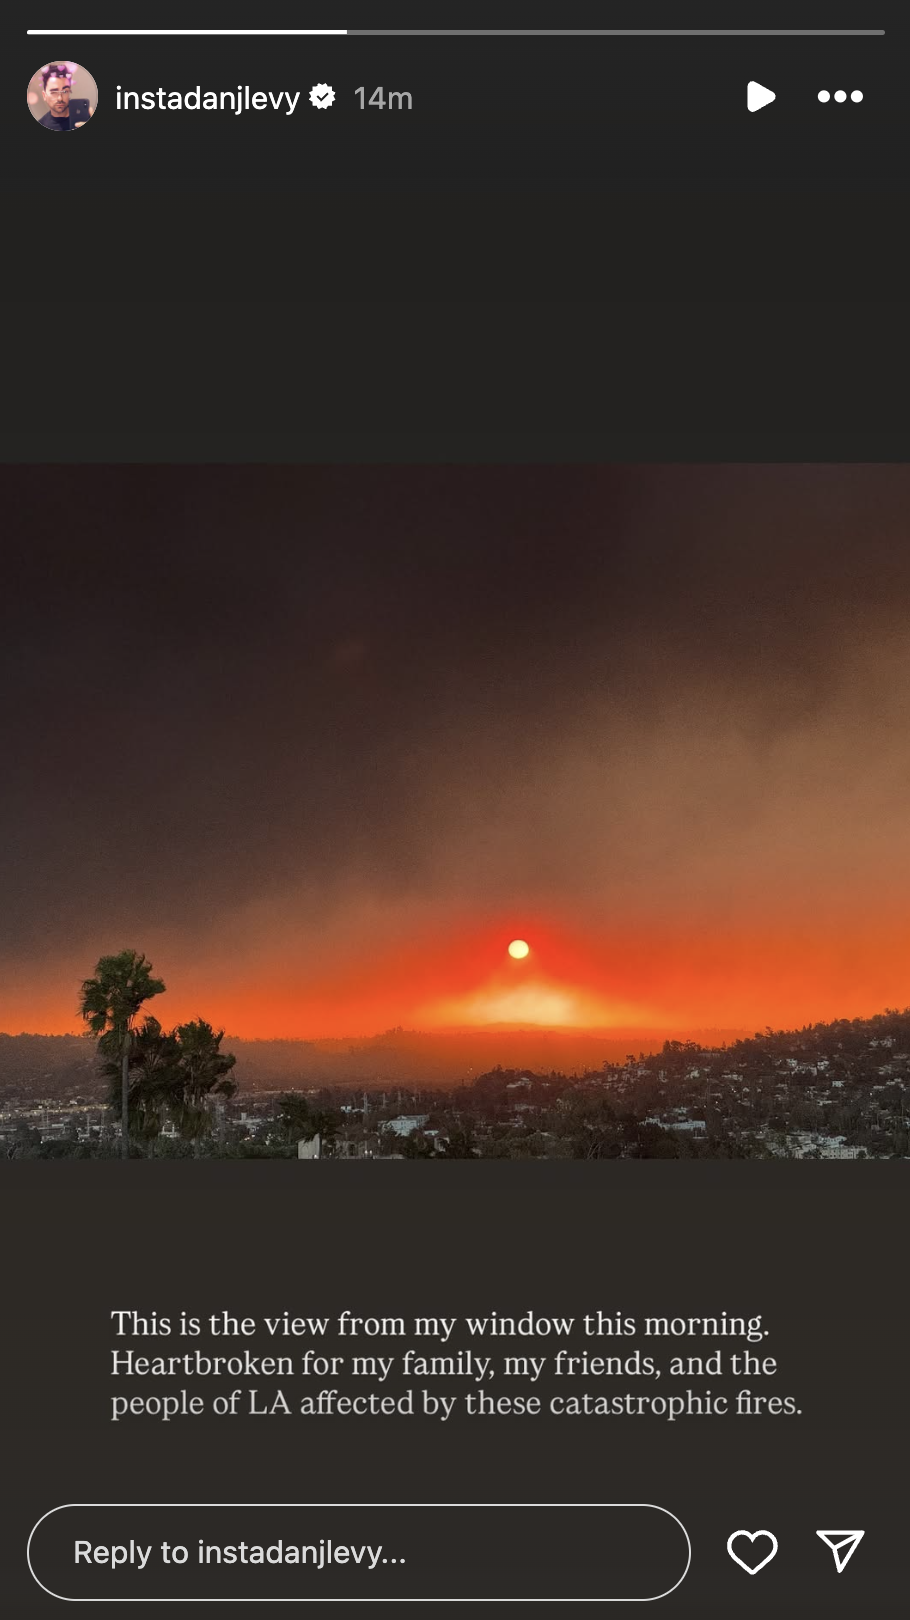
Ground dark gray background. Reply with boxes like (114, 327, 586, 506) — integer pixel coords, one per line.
(6, 0, 907, 461)
(2, 1162, 905, 1614)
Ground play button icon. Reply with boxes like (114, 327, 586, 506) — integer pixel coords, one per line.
(747, 81, 776, 112)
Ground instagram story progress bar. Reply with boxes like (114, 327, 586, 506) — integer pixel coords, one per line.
(26, 27, 887, 36)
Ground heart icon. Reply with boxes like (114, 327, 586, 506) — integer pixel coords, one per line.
(727, 1529, 779, 1574)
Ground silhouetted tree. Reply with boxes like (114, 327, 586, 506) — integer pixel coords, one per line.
(438, 1125, 476, 1159)
(276, 1091, 340, 1149)
(171, 1019, 237, 1140)
(101, 1015, 182, 1144)
(80, 950, 166, 1158)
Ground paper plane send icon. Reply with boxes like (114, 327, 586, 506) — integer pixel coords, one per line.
(747, 81, 776, 112)
(817, 1530, 865, 1573)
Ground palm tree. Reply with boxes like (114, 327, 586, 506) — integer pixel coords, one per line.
(79, 950, 166, 1158)
(100, 1016, 182, 1148)
(171, 1019, 237, 1142)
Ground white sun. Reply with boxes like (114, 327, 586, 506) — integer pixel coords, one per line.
(508, 939, 530, 960)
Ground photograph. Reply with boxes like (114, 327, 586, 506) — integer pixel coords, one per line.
(27, 61, 98, 131)
(2, 464, 908, 1159)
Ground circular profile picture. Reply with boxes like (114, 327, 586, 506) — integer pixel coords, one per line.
(27, 62, 98, 131)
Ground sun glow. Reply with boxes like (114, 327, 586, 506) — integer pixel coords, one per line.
(420, 929, 662, 1030)
(423, 975, 658, 1030)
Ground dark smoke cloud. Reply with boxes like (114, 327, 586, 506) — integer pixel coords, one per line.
(2, 465, 908, 1028)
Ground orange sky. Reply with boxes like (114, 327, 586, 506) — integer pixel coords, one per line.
(7, 904, 910, 1042)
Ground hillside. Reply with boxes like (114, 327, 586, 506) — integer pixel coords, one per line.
(0, 1024, 749, 1099)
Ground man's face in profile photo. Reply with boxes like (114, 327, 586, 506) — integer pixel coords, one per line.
(43, 72, 72, 118)
(33, 63, 95, 130)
